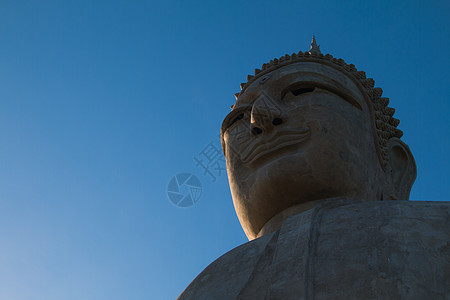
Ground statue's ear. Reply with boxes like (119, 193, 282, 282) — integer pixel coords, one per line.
(386, 138, 417, 200)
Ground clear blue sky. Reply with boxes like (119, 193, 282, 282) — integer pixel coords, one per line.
(0, 1, 449, 299)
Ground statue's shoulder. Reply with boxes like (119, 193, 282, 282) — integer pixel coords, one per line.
(177, 230, 276, 300)
(314, 200, 450, 299)
(178, 201, 450, 299)
(325, 200, 450, 224)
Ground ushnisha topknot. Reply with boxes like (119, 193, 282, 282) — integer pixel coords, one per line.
(232, 36, 403, 169)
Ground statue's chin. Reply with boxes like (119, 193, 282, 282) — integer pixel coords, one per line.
(231, 152, 356, 239)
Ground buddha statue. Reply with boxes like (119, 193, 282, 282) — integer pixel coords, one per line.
(178, 37, 449, 300)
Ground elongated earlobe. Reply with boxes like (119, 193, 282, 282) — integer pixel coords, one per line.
(386, 138, 417, 200)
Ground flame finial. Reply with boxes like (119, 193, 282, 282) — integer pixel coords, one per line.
(309, 35, 321, 55)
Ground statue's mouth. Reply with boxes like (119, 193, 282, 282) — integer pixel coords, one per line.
(240, 128, 310, 165)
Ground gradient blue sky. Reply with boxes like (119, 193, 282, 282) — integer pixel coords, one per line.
(0, 1, 449, 299)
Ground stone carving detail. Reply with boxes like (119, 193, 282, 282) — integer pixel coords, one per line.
(178, 37, 449, 300)
(233, 36, 402, 168)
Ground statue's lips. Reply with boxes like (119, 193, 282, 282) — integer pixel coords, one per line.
(240, 128, 310, 165)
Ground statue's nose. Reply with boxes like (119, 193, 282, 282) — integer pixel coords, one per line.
(250, 96, 284, 136)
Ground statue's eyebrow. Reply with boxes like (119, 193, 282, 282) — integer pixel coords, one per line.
(280, 81, 362, 110)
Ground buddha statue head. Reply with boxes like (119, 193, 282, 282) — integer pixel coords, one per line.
(220, 37, 417, 240)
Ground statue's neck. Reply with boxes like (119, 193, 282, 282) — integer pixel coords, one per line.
(256, 197, 355, 239)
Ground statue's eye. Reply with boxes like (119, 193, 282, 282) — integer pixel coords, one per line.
(229, 113, 244, 127)
(222, 108, 251, 135)
(291, 87, 315, 96)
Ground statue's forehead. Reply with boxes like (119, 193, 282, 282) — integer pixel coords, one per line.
(235, 62, 366, 109)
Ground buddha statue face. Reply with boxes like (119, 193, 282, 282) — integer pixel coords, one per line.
(221, 61, 416, 240)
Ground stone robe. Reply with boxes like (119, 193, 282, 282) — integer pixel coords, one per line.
(178, 201, 450, 300)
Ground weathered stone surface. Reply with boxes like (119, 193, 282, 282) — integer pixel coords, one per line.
(220, 52, 416, 241)
(179, 201, 450, 299)
(178, 38, 448, 299)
